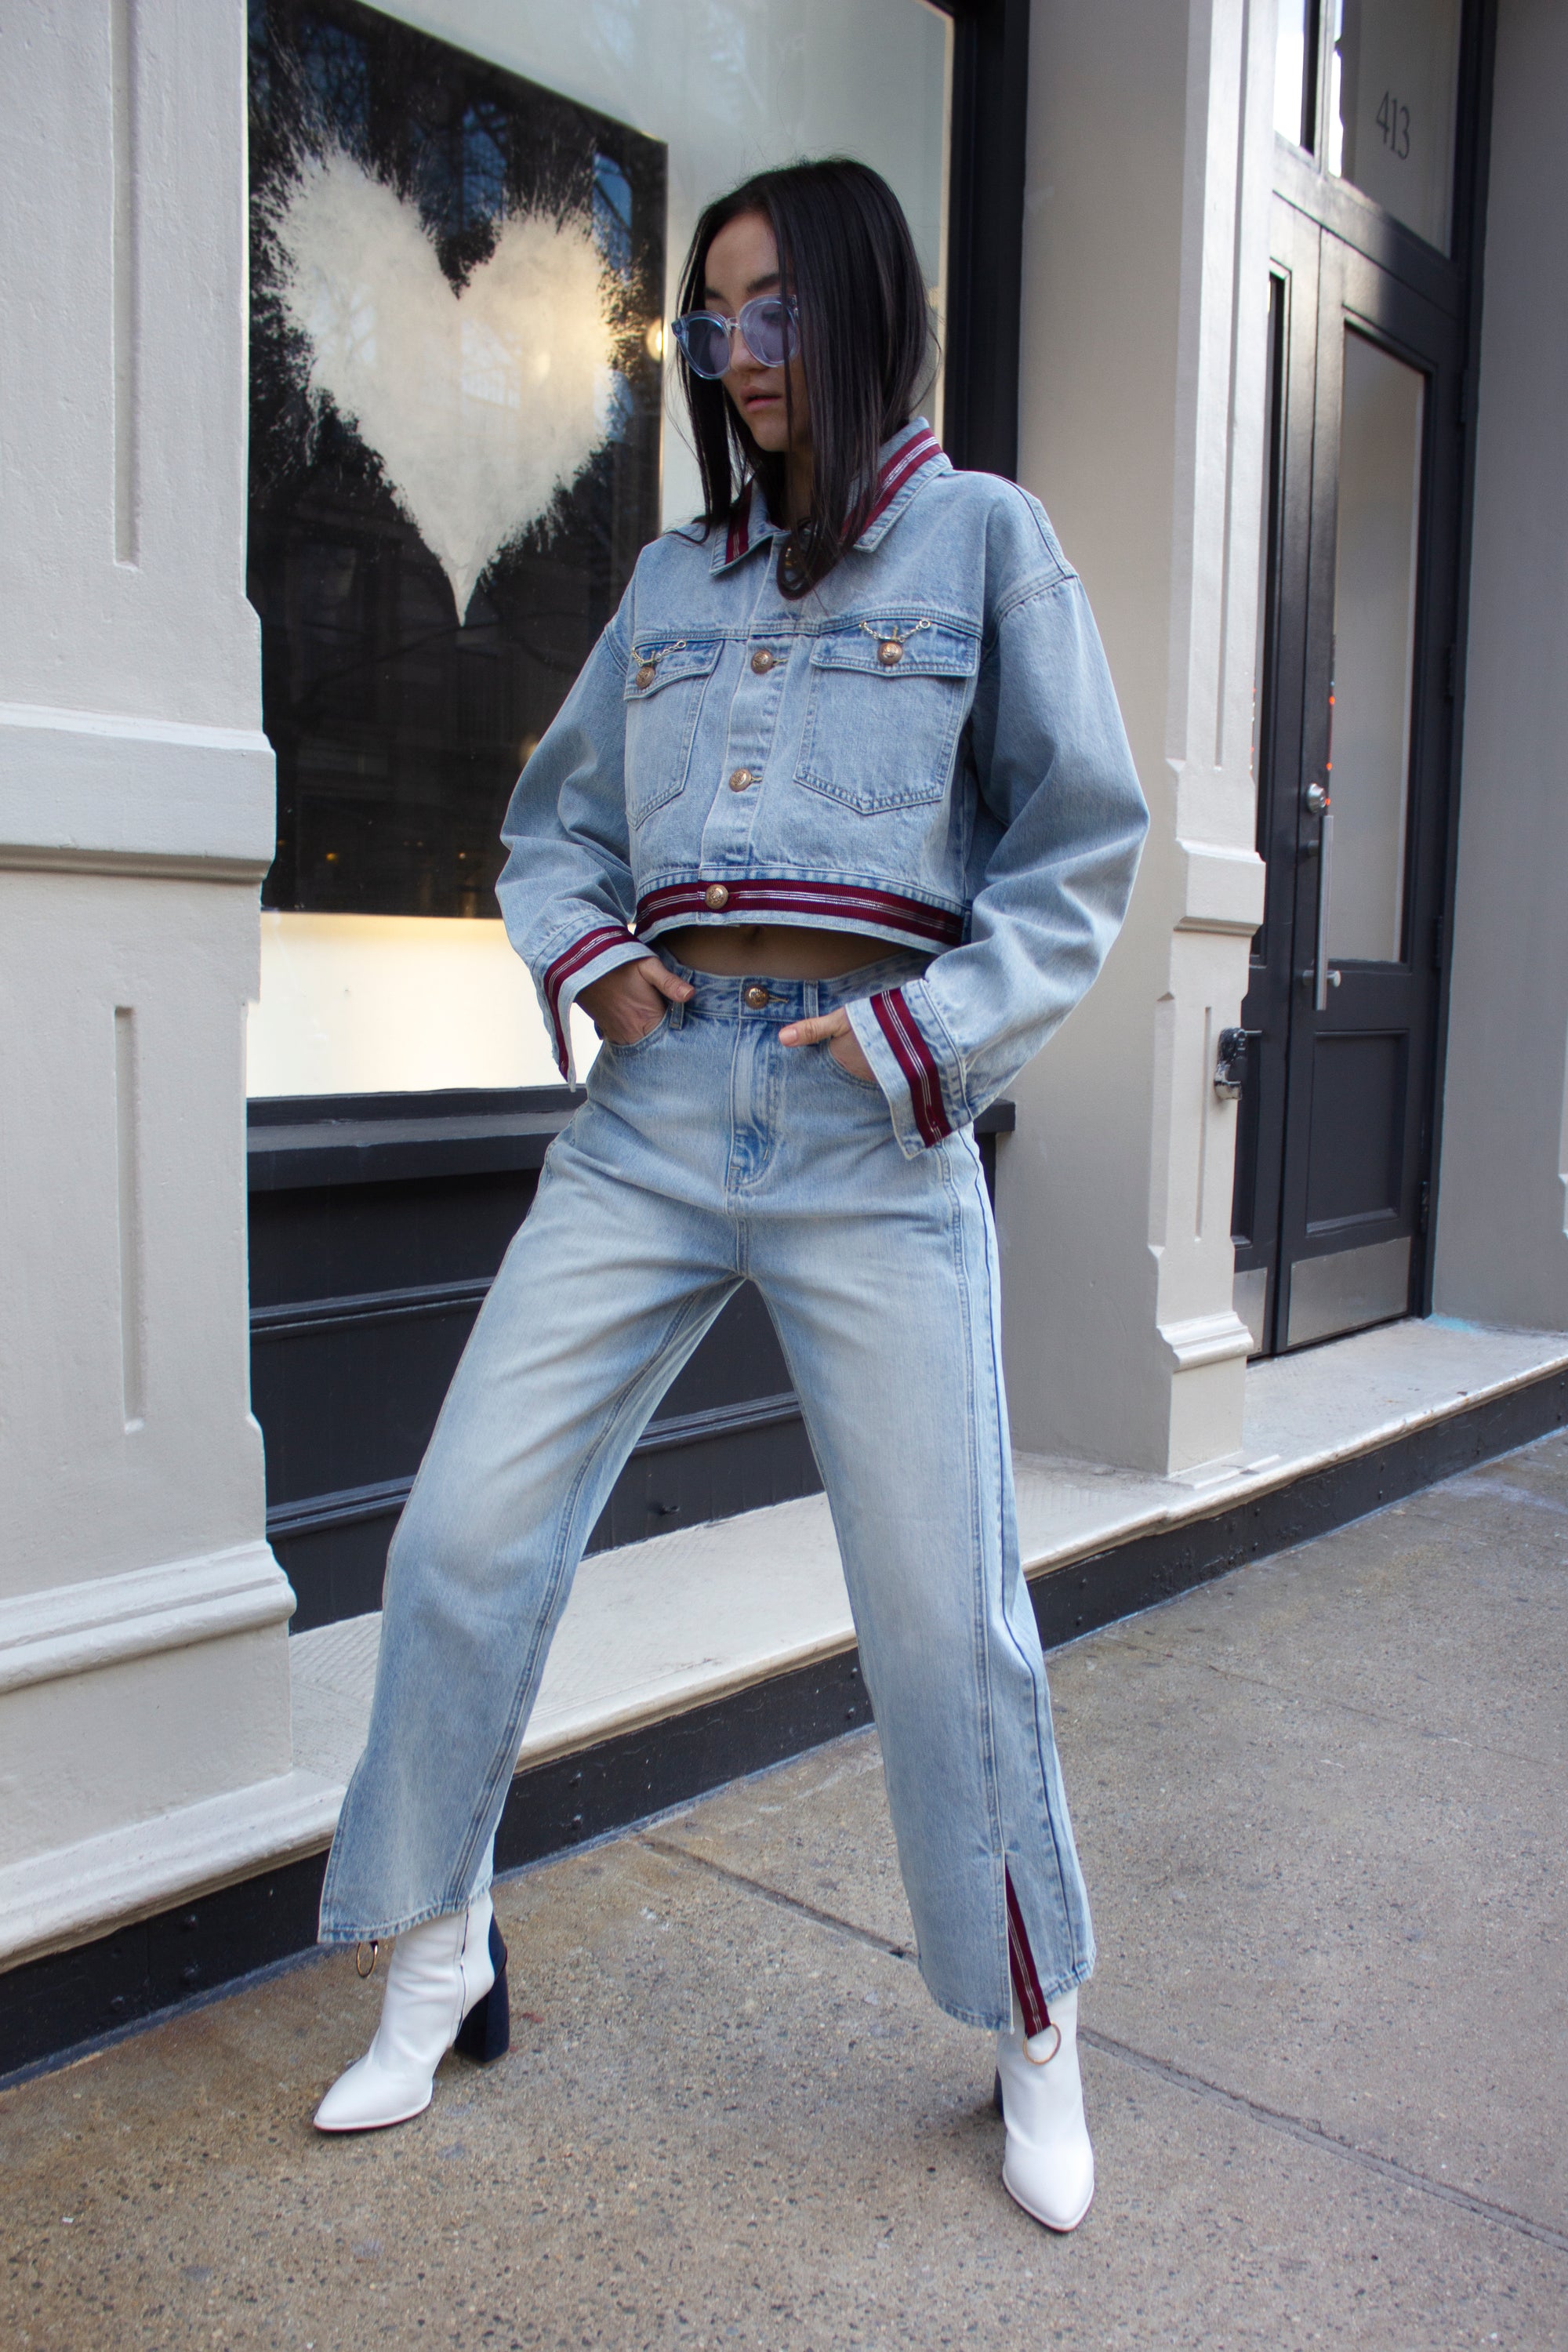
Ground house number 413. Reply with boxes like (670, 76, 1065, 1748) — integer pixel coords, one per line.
(1376, 89, 1412, 160)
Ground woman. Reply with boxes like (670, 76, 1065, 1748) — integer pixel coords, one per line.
(312, 158, 1147, 2235)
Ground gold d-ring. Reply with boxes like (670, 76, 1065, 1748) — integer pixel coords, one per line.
(355, 1940, 379, 1979)
(1024, 2020, 1062, 2065)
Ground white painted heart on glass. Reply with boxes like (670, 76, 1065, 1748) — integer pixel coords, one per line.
(271, 151, 617, 619)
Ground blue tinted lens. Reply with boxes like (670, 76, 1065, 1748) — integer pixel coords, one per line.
(672, 313, 732, 379)
(738, 297, 797, 369)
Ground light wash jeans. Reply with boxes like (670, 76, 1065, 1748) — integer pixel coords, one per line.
(318, 953, 1094, 2031)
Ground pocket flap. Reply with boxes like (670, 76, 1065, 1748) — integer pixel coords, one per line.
(625, 638, 724, 699)
(808, 622, 978, 680)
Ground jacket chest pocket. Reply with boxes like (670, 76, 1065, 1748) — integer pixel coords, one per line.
(623, 638, 724, 819)
(793, 623, 978, 813)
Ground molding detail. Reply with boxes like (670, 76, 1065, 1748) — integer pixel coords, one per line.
(0, 701, 275, 879)
(1173, 837, 1269, 935)
(0, 1768, 341, 1973)
(1157, 1308, 1255, 1371)
(0, 1543, 296, 1697)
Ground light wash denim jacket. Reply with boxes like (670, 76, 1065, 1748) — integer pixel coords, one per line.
(497, 420, 1149, 1156)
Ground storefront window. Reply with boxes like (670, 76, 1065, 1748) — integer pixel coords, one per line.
(246, 0, 953, 1094)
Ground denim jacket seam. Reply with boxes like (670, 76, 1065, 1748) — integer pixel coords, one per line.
(987, 566, 1078, 641)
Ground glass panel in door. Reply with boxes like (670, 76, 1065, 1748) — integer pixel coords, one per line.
(1275, 0, 1316, 146)
(1327, 328, 1425, 964)
(1327, 0, 1464, 251)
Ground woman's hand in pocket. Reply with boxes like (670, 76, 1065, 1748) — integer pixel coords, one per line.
(578, 957, 692, 1044)
(779, 1007, 876, 1082)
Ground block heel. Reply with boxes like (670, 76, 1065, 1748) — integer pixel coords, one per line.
(454, 1915, 510, 2063)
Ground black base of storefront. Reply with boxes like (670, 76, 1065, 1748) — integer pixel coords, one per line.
(5, 1355, 1565, 2089)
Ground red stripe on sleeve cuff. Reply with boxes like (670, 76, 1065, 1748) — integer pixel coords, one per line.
(543, 925, 634, 1077)
(869, 985, 951, 1149)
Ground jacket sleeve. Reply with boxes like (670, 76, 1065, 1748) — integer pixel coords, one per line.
(494, 587, 652, 1079)
(845, 506, 1149, 1156)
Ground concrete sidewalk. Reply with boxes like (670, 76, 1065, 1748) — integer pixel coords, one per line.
(3, 1432, 1565, 2349)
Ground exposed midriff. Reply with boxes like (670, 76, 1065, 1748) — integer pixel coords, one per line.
(662, 924, 895, 980)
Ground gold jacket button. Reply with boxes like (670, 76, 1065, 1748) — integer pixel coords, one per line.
(636, 661, 657, 688)
(744, 985, 770, 1008)
(750, 648, 775, 673)
(877, 639, 903, 667)
(727, 767, 755, 792)
(704, 883, 730, 910)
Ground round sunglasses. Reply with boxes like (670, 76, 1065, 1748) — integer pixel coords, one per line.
(670, 295, 800, 381)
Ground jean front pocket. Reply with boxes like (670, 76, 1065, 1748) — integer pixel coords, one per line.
(794, 618, 978, 814)
(817, 1036, 884, 1095)
(624, 637, 725, 820)
(604, 1006, 670, 1055)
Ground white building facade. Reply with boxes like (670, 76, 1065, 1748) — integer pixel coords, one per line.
(5, 0, 1565, 2067)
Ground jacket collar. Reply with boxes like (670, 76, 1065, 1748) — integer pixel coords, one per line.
(710, 419, 949, 573)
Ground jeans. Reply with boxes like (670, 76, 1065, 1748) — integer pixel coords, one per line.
(318, 953, 1094, 2031)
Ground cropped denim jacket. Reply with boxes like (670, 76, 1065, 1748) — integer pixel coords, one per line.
(496, 420, 1149, 1156)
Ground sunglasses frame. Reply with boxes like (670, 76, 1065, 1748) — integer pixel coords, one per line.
(671, 294, 800, 381)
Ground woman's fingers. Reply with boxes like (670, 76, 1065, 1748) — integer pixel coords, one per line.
(779, 1007, 876, 1080)
(779, 1009, 848, 1047)
(643, 958, 695, 1002)
(579, 957, 694, 1043)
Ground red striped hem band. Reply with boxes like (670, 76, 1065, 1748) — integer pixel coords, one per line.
(869, 984, 951, 1149)
(543, 924, 635, 1076)
(634, 877, 962, 950)
(1004, 1868, 1052, 2042)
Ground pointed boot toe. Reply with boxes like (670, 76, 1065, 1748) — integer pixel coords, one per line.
(313, 2049, 436, 2133)
(996, 1987, 1095, 2232)
(314, 1889, 506, 2136)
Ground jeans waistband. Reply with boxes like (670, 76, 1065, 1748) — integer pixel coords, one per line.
(655, 948, 931, 1025)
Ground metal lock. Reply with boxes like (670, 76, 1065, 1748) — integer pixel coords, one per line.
(1214, 1026, 1261, 1100)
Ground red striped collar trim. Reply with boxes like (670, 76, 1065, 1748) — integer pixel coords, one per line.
(855, 426, 945, 543)
(634, 877, 963, 949)
(724, 497, 753, 565)
(542, 924, 633, 1077)
(713, 424, 946, 571)
(870, 985, 952, 1149)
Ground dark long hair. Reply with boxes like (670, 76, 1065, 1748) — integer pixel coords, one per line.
(674, 158, 935, 599)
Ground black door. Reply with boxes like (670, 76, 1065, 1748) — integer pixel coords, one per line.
(1231, 194, 1466, 1355)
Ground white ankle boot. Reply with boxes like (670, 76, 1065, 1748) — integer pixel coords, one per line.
(996, 1985, 1094, 2230)
(314, 1888, 509, 2133)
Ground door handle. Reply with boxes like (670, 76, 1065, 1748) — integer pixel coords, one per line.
(1302, 784, 1341, 1009)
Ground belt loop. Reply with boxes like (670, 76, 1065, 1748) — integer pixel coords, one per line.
(669, 993, 686, 1031)
(804, 980, 819, 1022)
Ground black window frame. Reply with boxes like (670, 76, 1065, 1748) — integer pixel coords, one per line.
(931, 0, 1031, 480)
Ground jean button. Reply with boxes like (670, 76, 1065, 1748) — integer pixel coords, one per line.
(704, 883, 730, 910)
(727, 768, 755, 792)
(744, 985, 769, 1008)
(750, 648, 775, 674)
